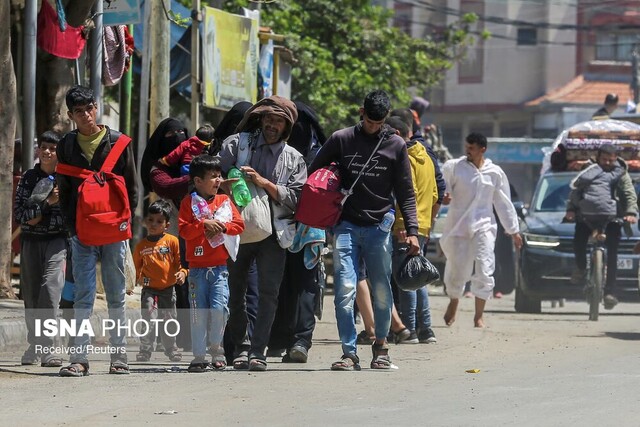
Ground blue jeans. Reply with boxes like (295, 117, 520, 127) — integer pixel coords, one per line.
(333, 220, 393, 356)
(70, 237, 127, 364)
(399, 287, 431, 331)
(188, 266, 229, 358)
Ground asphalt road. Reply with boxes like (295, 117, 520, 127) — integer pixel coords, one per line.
(1, 289, 639, 426)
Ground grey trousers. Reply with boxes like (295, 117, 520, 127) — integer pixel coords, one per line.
(139, 286, 178, 354)
(227, 234, 287, 359)
(20, 238, 66, 359)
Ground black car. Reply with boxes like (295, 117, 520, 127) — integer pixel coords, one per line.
(515, 171, 640, 313)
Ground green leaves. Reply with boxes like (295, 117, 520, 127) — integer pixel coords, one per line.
(221, 0, 473, 131)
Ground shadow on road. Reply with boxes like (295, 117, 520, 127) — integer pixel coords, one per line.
(604, 331, 640, 341)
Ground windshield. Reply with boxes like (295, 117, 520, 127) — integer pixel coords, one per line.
(532, 175, 572, 212)
(532, 173, 640, 213)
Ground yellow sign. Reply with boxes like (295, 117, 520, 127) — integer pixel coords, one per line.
(203, 7, 259, 109)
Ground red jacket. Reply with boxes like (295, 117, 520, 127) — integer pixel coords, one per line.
(179, 193, 244, 268)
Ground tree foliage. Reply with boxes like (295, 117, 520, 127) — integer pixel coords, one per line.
(221, 0, 476, 130)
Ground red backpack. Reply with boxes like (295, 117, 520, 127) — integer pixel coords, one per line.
(295, 130, 390, 229)
(56, 134, 132, 246)
(294, 163, 345, 229)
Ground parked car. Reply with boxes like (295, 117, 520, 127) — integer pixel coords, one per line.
(515, 171, 640, 313)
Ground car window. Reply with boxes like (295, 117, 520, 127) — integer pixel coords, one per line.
(533, 175, 572, 212)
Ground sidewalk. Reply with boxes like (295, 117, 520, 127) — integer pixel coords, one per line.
(0, 289, 143, 351)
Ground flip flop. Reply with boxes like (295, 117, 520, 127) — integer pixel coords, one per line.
(41, 358, 63, 368)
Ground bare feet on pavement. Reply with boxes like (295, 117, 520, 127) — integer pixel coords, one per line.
(444, 299, 459, 326)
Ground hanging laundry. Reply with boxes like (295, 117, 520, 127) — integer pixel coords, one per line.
(37, 0, 87, 59)
(103, 25, 128, 86)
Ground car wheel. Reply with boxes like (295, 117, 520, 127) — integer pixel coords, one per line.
(514, 270, 541, 314)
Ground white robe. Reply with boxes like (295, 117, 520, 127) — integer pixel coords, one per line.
(440, 157, 519, 300)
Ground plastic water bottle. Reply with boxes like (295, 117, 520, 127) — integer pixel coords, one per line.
(190, 192, 224, 248)
(379, 208, 395, 233)
(227, 167, 253, 207)
(28, 175, 55, 205)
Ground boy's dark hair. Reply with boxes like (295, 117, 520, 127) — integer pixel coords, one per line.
(389, 108, 414, 131)
(195, 124, 215, 143)
(604, 93, 619, 106)
(363, 90, 391, 121)
(37, 130, 62, 147)
(597, 143, 617, 157)
(65, 85, 95, 110)
(147, 199, 172, 222)
(466, 132, 488, 149)
(189, 154, 222, 180)
(385, 116, 410, 139)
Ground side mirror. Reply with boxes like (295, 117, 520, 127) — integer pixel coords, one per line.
(513, 201, 527, 220)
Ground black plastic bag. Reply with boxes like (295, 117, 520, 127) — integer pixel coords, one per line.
(392, 243, 440, 291)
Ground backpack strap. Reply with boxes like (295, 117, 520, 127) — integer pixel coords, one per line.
(101, 133, 132, 173)
(236, 132, 253, 167)
(56, 163, 93, 180)
(339, 129, 391, 206)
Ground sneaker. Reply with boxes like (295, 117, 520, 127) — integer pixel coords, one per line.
(394, 328, 415, 344)
(397, 330, 419, 344)
(570, 269, 586, 285)
(283, 345, 308, 363)
(418, 328, 437, 344)
(603, 294, 619, 310)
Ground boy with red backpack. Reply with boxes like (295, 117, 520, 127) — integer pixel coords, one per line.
(56, 85, 138, 377)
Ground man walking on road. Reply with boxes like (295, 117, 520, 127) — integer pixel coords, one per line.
(309, 90, 420, 371)
(440, 133, 522, 328)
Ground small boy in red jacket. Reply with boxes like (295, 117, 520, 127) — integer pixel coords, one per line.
(179, 155, 244, 372)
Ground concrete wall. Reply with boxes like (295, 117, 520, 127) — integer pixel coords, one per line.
(442, 0, 576, 106)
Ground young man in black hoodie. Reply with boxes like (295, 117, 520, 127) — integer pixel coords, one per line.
(309, 90, 420, 370)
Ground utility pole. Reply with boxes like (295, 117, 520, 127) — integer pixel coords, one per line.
(632, 45, 640, 106)
(90, 1, 103, 122)
(191, 0, 201, 130)
(119, 25, 134, 137)
(22, 0, 37, 171)
(135, 1, 153, 241)
(150, 0, 170, 132)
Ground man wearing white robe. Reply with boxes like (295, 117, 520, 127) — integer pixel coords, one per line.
(440, 133, 522, 327)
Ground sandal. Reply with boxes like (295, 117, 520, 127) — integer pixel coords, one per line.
(330, 354, 361, 371)
(41, 358, 63, 368)
(136, 351, 151, 362)
(370, 343, 397, 370)
(164, 349, 183, 363)
(109, 361, 130, 375)
(233, 350, 249, 370)
(248, 357, 267, 372)
(212, 355, 227, 371)
(356, 330, 374, 345)
(188, 358, 211, 373)
(59, 363, 89, 377)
